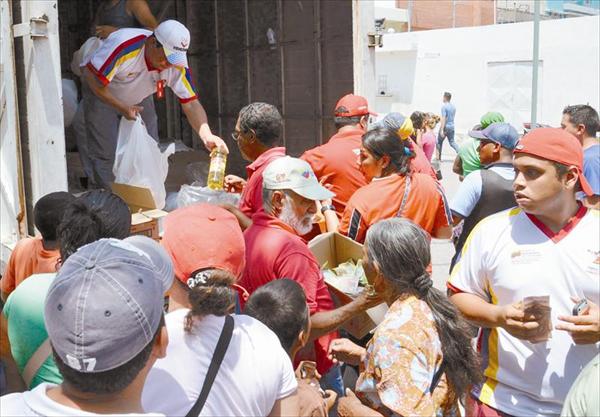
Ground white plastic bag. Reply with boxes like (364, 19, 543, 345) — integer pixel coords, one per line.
(113, 117, 174, 209)
(176, 182, 240, 208)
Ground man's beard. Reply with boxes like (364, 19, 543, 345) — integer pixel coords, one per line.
(280, 198, 313, 236)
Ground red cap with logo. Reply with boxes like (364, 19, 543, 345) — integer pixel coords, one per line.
(513, 127, 593, 196)
(161, 204, 246, 283)
(334, 94, 377, 117)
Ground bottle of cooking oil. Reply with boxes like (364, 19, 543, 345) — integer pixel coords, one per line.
(207, 149, 227, 190)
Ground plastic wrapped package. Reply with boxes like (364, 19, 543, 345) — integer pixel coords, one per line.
(176, 182, 240, 208)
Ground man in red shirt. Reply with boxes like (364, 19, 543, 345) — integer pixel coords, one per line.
(241, 156, 381, 397)
(224, 102, 286, 220)
(301, 94, 374, 216)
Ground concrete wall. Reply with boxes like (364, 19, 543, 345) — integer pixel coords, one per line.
(374, 15, 600, 134)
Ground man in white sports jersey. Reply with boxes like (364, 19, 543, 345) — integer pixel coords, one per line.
(448, 128, 599, 417)
(81, 19, 227, 189)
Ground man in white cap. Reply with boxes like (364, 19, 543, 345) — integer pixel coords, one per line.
(81, 19, 227, 189)
(240, 156, 381, 398)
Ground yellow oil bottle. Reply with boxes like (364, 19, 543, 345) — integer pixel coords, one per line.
(206, 149, 227, 190)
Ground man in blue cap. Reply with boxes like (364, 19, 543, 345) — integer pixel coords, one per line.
(449, 122, 520, 269)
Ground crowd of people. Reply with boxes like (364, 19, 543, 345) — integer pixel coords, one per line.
(1, 9, 599, 417)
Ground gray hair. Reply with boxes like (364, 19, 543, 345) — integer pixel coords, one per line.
(238, 102, 282, 147)
(365, 218, 430, 294)
(262, 187, 277, 214)
(365, 217, 483, 398)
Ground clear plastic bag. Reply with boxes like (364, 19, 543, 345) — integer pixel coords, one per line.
(176, 182, 240, 208)
(113, 117, 174, 209)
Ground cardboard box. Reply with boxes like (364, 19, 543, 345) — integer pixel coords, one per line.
(309, 232, 387, 339)
(111, 183, 168, 240)
(129, 210, 168, 241)
(111, 182, 157, 212)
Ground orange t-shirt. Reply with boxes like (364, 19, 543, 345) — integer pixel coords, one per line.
(339, 173, 452, 243)
(0, 237, 59, 296)
(301, 127, 368, 216)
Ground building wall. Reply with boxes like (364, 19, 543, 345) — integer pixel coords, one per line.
(374, 16, 600, 134)
(396, 0, 495, 30)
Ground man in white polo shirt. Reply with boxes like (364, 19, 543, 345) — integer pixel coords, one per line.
(81, 19, 227, 189)
(448, 128, 599, 416)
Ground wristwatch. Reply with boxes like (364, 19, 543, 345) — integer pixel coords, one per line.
(320, 204, 335, 214)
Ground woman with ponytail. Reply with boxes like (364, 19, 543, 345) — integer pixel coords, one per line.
(323, 122, 452, 243)
(329, 218, 481, 417)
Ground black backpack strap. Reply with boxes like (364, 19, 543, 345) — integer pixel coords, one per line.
(186, 315, 235, 417)
(430, 360, 447, 394)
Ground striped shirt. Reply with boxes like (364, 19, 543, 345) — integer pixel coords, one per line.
(339, 173, 451, 243)
(84, 28, 197, 106)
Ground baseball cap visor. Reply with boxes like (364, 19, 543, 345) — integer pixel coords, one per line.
(293, 183, 335, 201)
(468, 129, 487, 139)
(578, 170, 595, 197)
(163, 45, 188, 68)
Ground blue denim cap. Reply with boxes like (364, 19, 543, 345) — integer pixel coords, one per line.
(44, 238, 165, 373)
(124, 235, 174, 293)
(468, 122, 519, 150)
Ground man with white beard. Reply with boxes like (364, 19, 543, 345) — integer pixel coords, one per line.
(240, 156, 381, 398)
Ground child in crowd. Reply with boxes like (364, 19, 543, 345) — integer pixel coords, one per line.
(0, 192, 75, 302)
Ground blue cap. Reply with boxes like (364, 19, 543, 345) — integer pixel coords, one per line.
(469, 122, 519, 150)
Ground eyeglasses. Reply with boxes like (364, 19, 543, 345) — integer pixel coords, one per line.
(231, 131, 241, 142)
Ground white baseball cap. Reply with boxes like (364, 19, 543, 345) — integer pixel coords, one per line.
(263, 156, 335, 201)
(154, 20, 190, 68)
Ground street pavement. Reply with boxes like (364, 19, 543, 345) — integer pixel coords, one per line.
(431, 152, 462, 291)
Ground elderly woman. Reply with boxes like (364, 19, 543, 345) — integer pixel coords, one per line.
(329, 218, 480, 417)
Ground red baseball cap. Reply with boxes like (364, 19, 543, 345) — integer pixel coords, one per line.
(334, 94, 376, 117)
(513, 128, 593, 196)
(161, 204, 246, 283)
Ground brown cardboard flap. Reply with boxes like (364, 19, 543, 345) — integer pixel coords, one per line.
(308, 232, 387, 339)
(111, 183, 157, 212)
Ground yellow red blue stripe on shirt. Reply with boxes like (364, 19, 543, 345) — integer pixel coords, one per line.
(178, 66, 198, 102)
(99, 35, 147, 82)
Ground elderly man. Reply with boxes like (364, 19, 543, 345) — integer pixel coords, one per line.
(224, 102, 286, 218)
(240, 156, 380, 397)
(448, 128, 599, 416)
(82, 19, 227, 189)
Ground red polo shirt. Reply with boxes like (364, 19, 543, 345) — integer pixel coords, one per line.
(301, 127, 368, 216)
(238, 147, 286, 217)
(240, 211, 336, 374)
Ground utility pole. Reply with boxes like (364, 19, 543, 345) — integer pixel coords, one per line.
(531, 0, 540, 127)
(408, 0, 412, 32)
(452, 0, 456, 27)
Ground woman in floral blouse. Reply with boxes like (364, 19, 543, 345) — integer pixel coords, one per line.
(329, 218, 481, 417)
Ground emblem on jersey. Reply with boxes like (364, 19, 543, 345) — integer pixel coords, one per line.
(510, 248, 542, 264)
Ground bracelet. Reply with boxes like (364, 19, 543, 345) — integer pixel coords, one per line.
(320, 204, 335, 214)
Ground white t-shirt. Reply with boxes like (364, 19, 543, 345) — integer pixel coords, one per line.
(142, 310, 297, 416)
(0, 383, 163, 416)
(83, 29, 197, 106)
(449, 206, 600, 416)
